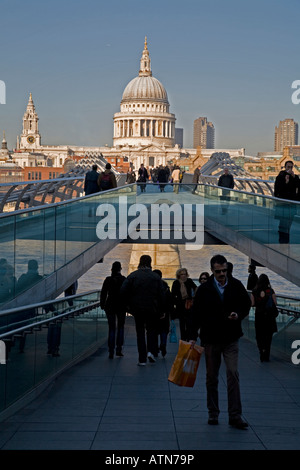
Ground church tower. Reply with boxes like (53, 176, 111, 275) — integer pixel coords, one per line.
(0, 131, 10, 161)
(19, 93, 41, 150)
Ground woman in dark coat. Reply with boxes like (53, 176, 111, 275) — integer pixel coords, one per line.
(137, 164, 149, 193)
(250, 274, 278, 362)
(126, 167, 136, 184)
(171, 268, 197, 341)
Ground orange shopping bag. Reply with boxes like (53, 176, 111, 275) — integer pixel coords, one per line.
(168, 340, 204, 387)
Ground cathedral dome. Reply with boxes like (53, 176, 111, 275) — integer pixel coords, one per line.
(113, 37, 176, 152)
(122, 76, 168, 103)
(121, 37, 169, 105)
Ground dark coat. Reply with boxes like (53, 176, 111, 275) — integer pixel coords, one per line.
(247, 273, 258, 291)
(100, 273, 126, 314)
(171, 278, 197, 319)
(84, 169, 100, 195)
(192, 168, 201, 184)
(126, 171, 136, 184)
(190, 275, 251, 344)
(157, 167, 168, 183)
(97, 170, 117, 191)
(138, 167, 149, 183)
(159, 280, 173, 333)
(120, 267, 165, 317)
(218, 173, 234, 189)
(274, 170, 300, 201)
(252, 288, 277, 335)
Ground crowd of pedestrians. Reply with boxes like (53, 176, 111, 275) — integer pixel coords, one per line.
(126, 163, 187, 193)
(100, 251, 281, 431)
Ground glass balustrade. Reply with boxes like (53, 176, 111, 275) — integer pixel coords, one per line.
(0, 291, 107, 415)
(0, 181, 299, 306)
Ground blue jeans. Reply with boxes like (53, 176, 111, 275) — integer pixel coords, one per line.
(204, 341, 242, 420)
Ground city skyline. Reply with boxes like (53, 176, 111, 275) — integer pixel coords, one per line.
(0, 0, 300, 156)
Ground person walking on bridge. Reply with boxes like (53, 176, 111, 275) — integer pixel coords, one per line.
(218, 167, 234, 214)
(101, 261, 126, 359)
(274, 160, 300, 243)
(84, 164, 100, 195)
(120, 255, 165, 365)
(189, 254, 251, 429)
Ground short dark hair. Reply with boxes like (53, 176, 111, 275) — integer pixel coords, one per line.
(92, 164, 98, 171)
(28, 259, 38, 271)
(105, 163, 111, 170)
(138, 255, 152, 268)
(153, 269, 162, 278)
(227, 262, 233, 274)
(111, 261, 121, 273)
(210, 254, 227, 269)
(284, 160, 294, 168)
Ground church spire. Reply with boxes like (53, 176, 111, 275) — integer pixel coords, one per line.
(2, 131, 7, 149)
(20, 91, 41, 148)
(139, 36, 152, 77)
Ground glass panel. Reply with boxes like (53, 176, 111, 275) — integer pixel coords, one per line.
(15, 211, 45, 295)
(0, 215, 16, 306)
(0, 291, 106, 415)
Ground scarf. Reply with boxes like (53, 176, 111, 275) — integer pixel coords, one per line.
(179, 280, 188, 299)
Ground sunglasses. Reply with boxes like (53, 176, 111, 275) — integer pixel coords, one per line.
(214, 269, 227, 274)
(200, 277, 208, 281)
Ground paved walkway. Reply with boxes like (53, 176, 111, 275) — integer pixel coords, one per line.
(0, 316, 300, 452)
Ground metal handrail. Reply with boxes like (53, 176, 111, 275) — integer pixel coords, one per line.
(0, 298, 101, 341)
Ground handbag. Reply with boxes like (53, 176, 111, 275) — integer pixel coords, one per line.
(265, 293, 279, 318)
(169, 320, 178, 343)
(168, 340, 204, 387)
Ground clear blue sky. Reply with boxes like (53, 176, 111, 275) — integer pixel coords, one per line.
(0, 0, 299, 155)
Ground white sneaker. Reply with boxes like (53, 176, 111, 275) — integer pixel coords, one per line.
(147, 352, 156, 363)
(138, 362, 146, 366)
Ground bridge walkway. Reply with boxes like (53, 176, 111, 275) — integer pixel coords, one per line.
(0, 315, 299, 452)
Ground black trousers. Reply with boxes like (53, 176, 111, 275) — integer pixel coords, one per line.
(133, 311, 159, 363)
(106, 311, 126, 354)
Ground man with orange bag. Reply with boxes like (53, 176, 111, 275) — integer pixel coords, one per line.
(189, 254, 251, 429)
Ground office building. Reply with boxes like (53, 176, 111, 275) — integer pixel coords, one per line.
(193, 117, 215, 149)
(274, 119, 298, 152)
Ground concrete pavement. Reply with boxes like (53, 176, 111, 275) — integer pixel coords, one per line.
(0, 316, 299, 452)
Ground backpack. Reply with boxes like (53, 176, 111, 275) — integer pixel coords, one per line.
(100, 172, 112, 190)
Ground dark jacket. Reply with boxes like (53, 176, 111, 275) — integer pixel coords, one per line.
(190, 275, 251, 344)
(171, 278, 197, 317)
(120, 267, 165, 317)
(97, 170, 117, 191)
(192, 168, 201, 184)
(138, 167, 149, 183)
(157, 167, 168, 183)
(218, 173, 234, 189)
(126, 170, 136, 184)
(252, 288, 277, 334)
(84, 169, 100, 195)
(247, 273, 258, 291)
(274, 170, 300, 201)
(100, 273, 126, 314)
(159, 280, 173, 332)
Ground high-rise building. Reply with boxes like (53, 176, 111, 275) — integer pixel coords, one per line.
(175, 128, 183, 147)
(193, 117, 215, 149)
(274, 118, 298, 152)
